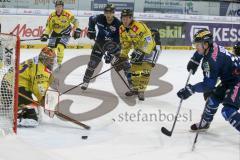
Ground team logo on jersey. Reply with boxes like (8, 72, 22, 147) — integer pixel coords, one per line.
(129, 33, 137, 38)
(203, 62, 210, 77)
(38, 84, 46, 96)
(110, 26, 116, 32)
(132, 25, 138, 32)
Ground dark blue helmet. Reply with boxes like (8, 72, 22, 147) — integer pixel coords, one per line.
(233, 42, 240, 56)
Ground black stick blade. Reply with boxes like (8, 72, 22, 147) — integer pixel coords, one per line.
(161, 127, 172, 137)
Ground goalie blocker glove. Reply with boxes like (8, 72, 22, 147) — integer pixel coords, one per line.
(73, 28, 81, 39)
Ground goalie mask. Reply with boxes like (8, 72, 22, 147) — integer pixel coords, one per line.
(39, 47, 56, 71)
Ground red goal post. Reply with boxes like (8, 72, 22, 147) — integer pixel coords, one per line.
(0, 33, 20, 135)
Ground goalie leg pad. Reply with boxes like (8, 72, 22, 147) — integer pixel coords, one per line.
(18, 87, 33, 108)
(18, 107, 39, 128)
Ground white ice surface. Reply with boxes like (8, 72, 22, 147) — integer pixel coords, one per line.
(0, 49, 239, 160)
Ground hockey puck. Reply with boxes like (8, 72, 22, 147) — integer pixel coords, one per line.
(82, 136, 88, 139)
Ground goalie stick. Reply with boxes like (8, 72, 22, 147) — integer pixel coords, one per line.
(161, 70, 192, 137)
(18, 92, 90, 130)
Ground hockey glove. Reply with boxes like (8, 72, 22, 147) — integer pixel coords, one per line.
(104, 52, 113, 64)
(113, 57, 128, 72)
(41, 34, 49, 42)
(177, 84, 195, 100)
(187, 58, 200, 75)
(73, 28, 81, 39)
(103, 41, 121, 56)
(131, 50, 145, 63)
(87, 30, 96, 40)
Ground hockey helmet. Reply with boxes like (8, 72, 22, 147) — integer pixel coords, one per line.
(121, 9, 133, 19)
(104, 3, 115, 13)
(193, 28, 213, 46)
(233, 42, 240, 56)
(55, 0, 64, 7)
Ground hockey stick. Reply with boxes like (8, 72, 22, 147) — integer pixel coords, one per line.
(60, 65, 116, 95)
(191, 80, 223, 150)
(95, 41, 131, 90)
(161, 70, 192, 137)
(20, 35, 71, 42)
(20, 38, 42, 42)
(18, 92, 90, 130)
(191, 105, 207, 151)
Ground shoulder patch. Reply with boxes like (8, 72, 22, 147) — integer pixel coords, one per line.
(145, 36, 152, 43)
(63, 10, 71, 18)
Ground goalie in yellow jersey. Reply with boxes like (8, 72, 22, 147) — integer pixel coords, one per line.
(114, 9, 160, 101)
(41, 0, 81, 70)
(17, 47, 56, 127)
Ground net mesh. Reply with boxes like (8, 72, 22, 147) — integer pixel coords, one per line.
(0, 34, 18, 134)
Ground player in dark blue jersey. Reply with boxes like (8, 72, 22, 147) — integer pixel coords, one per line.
(177, 29, 240, 132)
(81, 4, 121, 90)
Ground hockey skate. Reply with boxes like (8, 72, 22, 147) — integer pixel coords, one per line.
(190, 119, 210, 132)
(81, 82, 89, 90)
(138, 92, 145, 101)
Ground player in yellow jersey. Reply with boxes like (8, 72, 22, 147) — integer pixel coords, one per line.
(17, 47, 55, 127)
(41, 0, 81, 69)
(0, 47, 56, 127)
(116, 9, 157, 101)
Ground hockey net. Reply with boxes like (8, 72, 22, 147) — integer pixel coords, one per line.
(0, 33, 20, 135)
